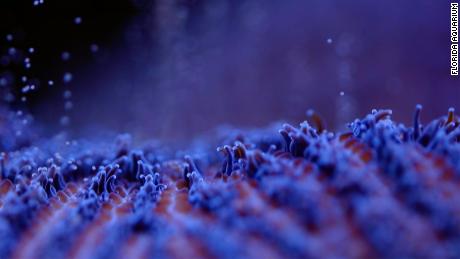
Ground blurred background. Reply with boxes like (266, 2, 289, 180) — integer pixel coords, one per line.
(0, 0, 458, 142)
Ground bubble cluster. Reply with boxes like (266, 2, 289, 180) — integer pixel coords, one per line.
(33, 0, 45, 6)
(1, 6, 100, 129)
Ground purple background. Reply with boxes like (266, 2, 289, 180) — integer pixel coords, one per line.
(3, 0, 459, 141)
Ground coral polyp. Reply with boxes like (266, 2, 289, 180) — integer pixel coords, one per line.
(0, 106, 458, 258)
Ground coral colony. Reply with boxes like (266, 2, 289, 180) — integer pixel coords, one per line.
(0, 2, 459, 259)
(1, 102, 460, 258)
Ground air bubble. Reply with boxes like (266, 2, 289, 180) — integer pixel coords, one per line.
(340, 91, 345, 96)
(65, 101, 73, 110)
(327, 38, 333, 44)
(6, 34, 13, 41)
(74, 17, 82, 25)
(33, 0, 44, 6)
(61, 52, 71, 61)
(63, 72, 73, 83)
(8, 48, 16, 55)
(48, 80, 54, 86)
(0, 78, 7, 86)
(90, 44, 99, 53)
(60, 116, 70, 126)
(22, 85, 31, 93)
(63, 90, 72, 99)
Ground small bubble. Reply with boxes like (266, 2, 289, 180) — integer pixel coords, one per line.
(90, 44, 99, 53)
(16, 110, 23, 116)
(8, 47, 16, 55)
(33, 0, 44, 6)
(6, 34, 13, 41)
(64, 101, 73, 110)
(21, 96, 27, 102)
(63, 72, 73, 83)
(48, 80, 54, 86)
(60, 116, 70, 126)
(0, 78, 7, 86)
(63, 90, 72, 99)
(22, 85, 31, 93)
(74, 17, 82, 24)
(61, 51, 71, 61)
(340, 91, 345, 96)
(29, 47, 35, 53)
(21, 76, 28, 82)
(327, 38, 333, 44)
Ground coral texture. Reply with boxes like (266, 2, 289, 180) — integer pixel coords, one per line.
(0, 106, 459, 258)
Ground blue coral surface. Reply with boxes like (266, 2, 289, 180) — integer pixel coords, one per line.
(1, 107, 460, 258)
